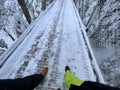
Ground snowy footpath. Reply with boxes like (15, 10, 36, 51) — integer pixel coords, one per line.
(0, 0, 104, 90)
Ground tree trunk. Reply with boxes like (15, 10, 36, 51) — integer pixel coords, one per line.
(42, 0, 46, 11)
(17, 0, 31, 24)
(3, 28, 15, 41)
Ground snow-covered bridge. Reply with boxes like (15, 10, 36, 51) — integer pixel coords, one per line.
(0, 0, 105, 90)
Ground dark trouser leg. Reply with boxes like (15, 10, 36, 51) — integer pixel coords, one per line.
(81, 81, 120, 90)
(22, 74, 44, 90)
(0, 74, 44, 90)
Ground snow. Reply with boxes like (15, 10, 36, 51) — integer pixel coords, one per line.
(0, 0, 104, 89)
(0, 0, 28, 54)
(73, 0, 120, 87)
(0, 30, 14, 48)
(72, 0, 105, 83)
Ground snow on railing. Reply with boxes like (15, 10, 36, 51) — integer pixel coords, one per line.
(72, 0, 105, 84)
(0, 0, 57, 68)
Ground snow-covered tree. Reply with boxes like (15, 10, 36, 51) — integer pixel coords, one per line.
(0, 0, 53, 56)
(74, 0, 120, 87)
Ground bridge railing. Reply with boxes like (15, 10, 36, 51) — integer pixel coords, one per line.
(72, 0, 105, 84)
(0, 0, 57, 68)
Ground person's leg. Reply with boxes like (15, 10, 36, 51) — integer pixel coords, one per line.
(0, 77, 28, 90)
(64, 66, 84, 89)
(20, 67, 48, 90)
(82, 81, 120, 90)
(22, 74, 44, 90)
(0, 67, 48, 90)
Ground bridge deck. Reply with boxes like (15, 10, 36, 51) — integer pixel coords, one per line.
(0, 0, 104, 90)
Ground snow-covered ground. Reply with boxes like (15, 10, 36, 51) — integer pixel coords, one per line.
(0, 0, 104, 90)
